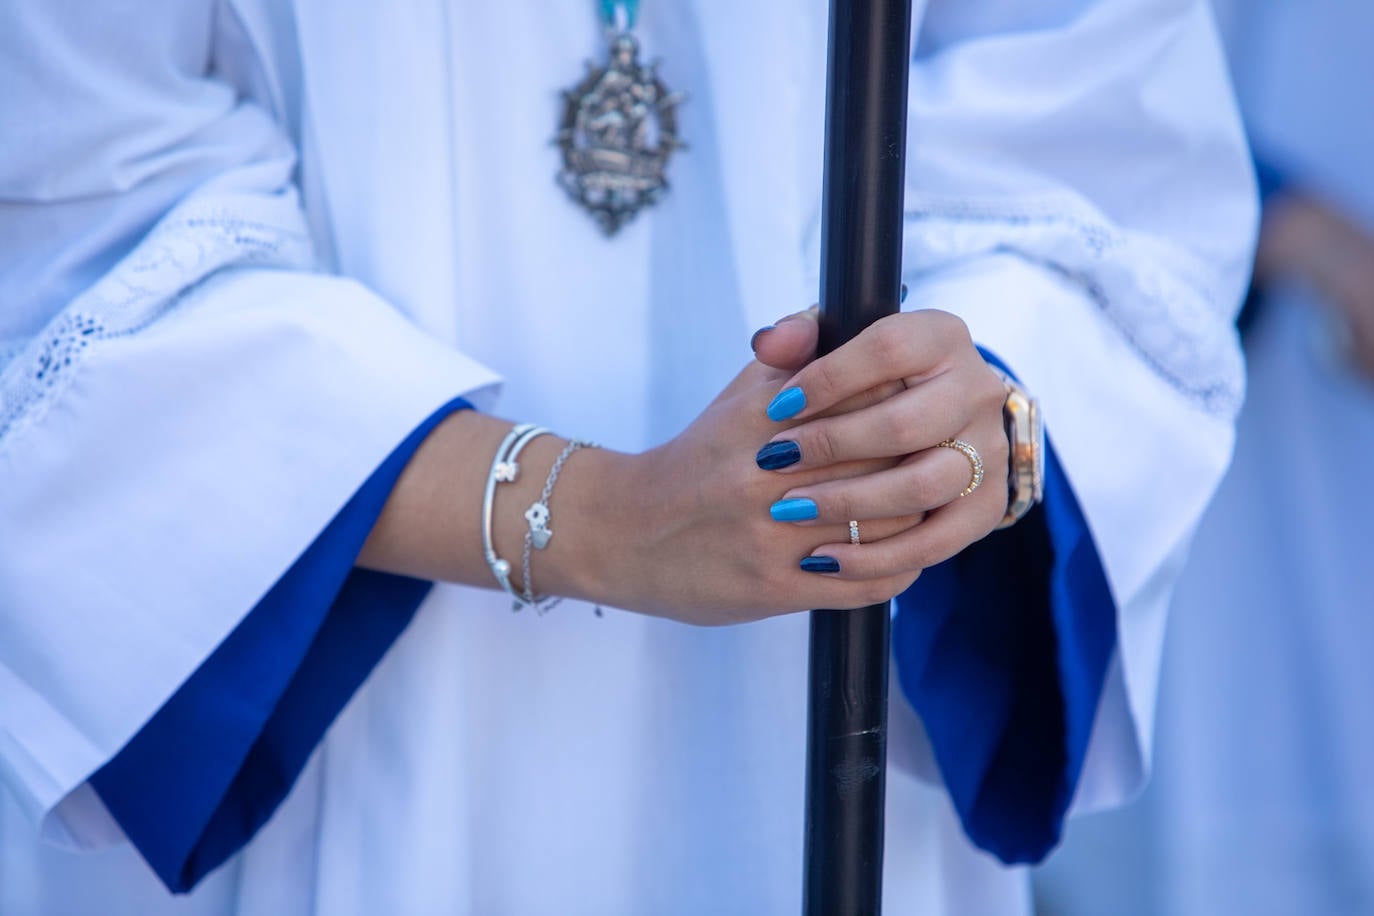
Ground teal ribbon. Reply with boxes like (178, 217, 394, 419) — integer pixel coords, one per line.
(598, 0, 638, 28)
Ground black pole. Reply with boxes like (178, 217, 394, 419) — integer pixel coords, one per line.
(803, 1, 913, 914)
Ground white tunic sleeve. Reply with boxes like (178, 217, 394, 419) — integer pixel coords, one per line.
(0, 1, 499, 848)
(0, 219, 499, 850)
(886, 0, 1256, 820)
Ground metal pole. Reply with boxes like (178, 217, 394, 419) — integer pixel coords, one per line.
(802, 0, 913, 913)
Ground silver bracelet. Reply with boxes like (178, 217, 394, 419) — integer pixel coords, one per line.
(481, 423, 550, 606)
(521, 438, 598, 612)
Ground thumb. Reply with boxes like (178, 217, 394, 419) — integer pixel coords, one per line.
(749, 305, 819, 372)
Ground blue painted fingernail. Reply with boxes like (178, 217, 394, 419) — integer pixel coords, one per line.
(770, 497, 818, 522)
(756, 440, 801, 470)
(767, 386, 806, 421)
(900, 283, 908, 303)
(800, 556, 841, 574)
(749, 325, 776, 352)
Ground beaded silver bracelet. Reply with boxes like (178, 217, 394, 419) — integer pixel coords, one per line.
(481, 423, 551, 606)
(521, 438, 598, 612)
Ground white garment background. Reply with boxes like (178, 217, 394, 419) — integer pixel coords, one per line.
(0, 1, 1253, 914)
(1034, 1, 1374, 914)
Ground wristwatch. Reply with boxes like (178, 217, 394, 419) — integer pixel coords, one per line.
(990, 368, 1044, 529)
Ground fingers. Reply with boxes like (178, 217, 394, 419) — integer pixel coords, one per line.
(774, 446, 979, 523)
(724, 308, 1012, 606)
(751, 306, 819, 372)
(763, 419, 1011, 584)
(814, 379, 906, 421)
(758, 371, 987, 471)
(775, 513, 923, 545)
(765, 310, 973, 423)
(799, 495, 1002, 582)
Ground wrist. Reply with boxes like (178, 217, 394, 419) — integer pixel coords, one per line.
(502, 440, 645, 609)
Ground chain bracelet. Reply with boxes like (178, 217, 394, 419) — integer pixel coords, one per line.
(521, 438, 598, 612)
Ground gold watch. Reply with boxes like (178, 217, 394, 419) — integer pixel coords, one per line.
(991, 368, 1044, 530)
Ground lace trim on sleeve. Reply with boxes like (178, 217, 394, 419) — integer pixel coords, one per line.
(897, 191, 1246, 417)
(0, 191, 314, 448)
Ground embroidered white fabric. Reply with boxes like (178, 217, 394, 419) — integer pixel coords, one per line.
(0, 190, 315, 450)
(899, 190, 1246, 418)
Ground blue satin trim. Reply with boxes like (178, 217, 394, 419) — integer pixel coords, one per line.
(91, 398, 472, 893)
(893, 351, 1116, 864)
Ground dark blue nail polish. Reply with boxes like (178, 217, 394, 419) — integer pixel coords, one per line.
(756, 440, 801, 470)
(767, 386, 806, 422)
(770, 497, 818, 522)
(900, 283, 909, 303)
(800, 556, 841, 574)
(749, 325, 776, 352)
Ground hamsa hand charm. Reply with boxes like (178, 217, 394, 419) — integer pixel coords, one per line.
(524, 502, 553, 549)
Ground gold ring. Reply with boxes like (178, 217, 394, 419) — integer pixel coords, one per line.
(849, 520, 861, 545)
(938, 439, 984, 497)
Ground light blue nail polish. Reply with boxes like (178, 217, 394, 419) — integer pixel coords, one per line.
(767, 386, 806, 422)
(770, 497, 818, 522)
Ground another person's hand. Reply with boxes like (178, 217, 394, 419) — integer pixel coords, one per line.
(1258, 192, 1374, 379)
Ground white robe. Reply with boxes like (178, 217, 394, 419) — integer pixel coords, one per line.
(1035, 2, 1374, 913)
(0, 1, 1254, 913)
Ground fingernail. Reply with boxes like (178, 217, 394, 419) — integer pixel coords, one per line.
(749, 325, 776, 352)
(756, 440, 801, 470)
(800, 556, 841, 574)
(770, 497, 818, 522)
(900, 283, 908, 303)
(767, 386, 806, 422)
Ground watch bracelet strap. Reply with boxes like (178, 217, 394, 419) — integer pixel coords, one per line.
(989, 367, 1043, 530)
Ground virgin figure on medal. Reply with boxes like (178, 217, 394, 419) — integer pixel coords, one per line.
(556, 14, 685, 236)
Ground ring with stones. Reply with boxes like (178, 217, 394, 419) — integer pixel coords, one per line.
(938, 438, 984, 498)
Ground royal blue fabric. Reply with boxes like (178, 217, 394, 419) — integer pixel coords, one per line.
(1254, 153, 1289, 203)
(893, 351, 1116, 865)
(91, 398, 472, 894)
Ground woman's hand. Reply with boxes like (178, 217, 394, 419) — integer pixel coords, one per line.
(360, 350, 926, 626)
(555, 357, 925, 624)
(360, 306, 1006, 626)
(748, 307, 1011, 580)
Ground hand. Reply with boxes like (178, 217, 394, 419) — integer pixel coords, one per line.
(1258, 193, 1374, 379)
(565, 357, 923, 624)
(359, 347, 924, 625)
(749, 307, 1011, 580)
(360, 308, 1002, 625)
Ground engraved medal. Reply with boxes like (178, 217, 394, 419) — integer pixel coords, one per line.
(556, 31, 685, 236)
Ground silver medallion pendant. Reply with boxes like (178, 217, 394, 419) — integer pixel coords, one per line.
(556, 33, 685, 236)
